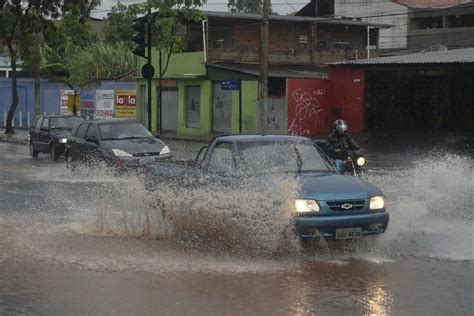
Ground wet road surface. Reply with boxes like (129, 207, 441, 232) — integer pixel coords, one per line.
(0, 134, 472, 315)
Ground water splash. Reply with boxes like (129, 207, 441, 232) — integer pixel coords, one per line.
(3, 149, 472, 275)
(366, 153, 473, 261)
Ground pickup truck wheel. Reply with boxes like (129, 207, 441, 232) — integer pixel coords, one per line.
(50, 144, 59, 161)
(29, 142, 38, 158)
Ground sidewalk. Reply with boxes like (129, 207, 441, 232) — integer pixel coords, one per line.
(0, 128, 29, 145)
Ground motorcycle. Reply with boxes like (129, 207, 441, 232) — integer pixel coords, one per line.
(314, 140, 366, 178)
(344, 150, 366, 178)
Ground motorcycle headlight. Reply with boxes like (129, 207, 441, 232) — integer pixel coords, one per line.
(295, 199, 320, 213)
(112, 149, 132, 157)
(357, 157, 366, 167)
(58, 138, 68, 144)
(370, 196, 385, 210)
(160, 145, 170, 155)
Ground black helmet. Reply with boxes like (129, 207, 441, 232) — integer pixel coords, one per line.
(333, 119, 348, 135)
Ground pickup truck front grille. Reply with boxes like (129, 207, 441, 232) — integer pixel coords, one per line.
(326, 200, 365, 211)
(133, 152, 160, 157)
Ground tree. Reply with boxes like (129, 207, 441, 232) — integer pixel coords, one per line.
(41, 41, 136, 115)
(104, 2, 140, 49)
(44, 10, 99, 56)
(227, 0, 273, 14)
(63, 0, 101, 24)
(0, 0, 62, 134)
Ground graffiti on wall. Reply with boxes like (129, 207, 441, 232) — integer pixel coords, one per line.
(288, 85, 327, 135)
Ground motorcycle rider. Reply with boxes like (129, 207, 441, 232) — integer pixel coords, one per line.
(326, 119, 362, 161)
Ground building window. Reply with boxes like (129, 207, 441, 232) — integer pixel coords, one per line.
(334, 42, 352, 50)
(212, 39, 224, 48)
(299, 35, 309, 48)
(268, 77, 286, 98)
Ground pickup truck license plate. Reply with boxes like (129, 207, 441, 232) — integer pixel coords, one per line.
(335, 227, 362, 239)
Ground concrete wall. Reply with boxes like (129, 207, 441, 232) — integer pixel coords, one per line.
(0, 78, 137, 128)
(335, 0, 408, 50)
(407, 27, 474, 49)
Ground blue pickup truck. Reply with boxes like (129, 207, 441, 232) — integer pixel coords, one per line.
(145, 135, 389, 241)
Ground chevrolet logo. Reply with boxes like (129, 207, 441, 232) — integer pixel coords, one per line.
(341, 203, 353, 210)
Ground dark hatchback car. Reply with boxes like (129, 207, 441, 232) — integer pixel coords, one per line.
(29, 115, 84, 160)
(65, 119, 171, 170)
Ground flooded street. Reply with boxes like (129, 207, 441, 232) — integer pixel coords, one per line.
(0, 134, 472, 315)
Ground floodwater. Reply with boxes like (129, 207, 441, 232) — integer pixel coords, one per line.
(0, 133, 472, 315)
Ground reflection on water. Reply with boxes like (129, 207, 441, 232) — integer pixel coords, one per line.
(282, 261, 393, 315)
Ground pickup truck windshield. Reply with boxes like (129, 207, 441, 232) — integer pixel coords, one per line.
(50, 117, 83, 130)
(239, 141, 334, 175)
(99, 122, 153, 140)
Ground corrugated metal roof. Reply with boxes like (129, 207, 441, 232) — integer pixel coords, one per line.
(201, 11, 391, 28)
(332, 48, 474, 65)
(206, 63, 328, 79)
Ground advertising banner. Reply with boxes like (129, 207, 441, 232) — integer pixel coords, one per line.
(115, 90, 137, 119)
(95, 90, 115, 119)
(60, 89, 74, 114)
(80, 89, 95, 119)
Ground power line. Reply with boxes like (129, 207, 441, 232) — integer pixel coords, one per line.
(93, 2, 474, 19)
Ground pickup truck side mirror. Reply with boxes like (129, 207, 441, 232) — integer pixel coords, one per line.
(40, 127, 49, 132)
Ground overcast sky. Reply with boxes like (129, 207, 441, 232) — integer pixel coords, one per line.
(93, 0, 307, 18)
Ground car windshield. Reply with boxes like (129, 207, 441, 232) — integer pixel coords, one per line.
(239, 141, 334, 175)
(99, 122, 153, 140)
(50, 117, 83, 130)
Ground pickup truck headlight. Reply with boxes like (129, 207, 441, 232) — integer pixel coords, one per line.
(58, 138, 68, 144)
(370, 196, 385, 210)
(160, 145, 170, 155)
(112, 149, 132, 157)
(295, 199, 320, 213)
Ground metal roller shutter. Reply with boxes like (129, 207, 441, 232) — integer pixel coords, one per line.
(161, 88, 178, 131)
(212, 82, 232, 133)
(185, 85, 200, 128)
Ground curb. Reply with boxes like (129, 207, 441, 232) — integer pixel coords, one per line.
(0, 135, 29, 145)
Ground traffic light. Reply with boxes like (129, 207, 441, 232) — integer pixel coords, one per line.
(132, 20, 146, 57)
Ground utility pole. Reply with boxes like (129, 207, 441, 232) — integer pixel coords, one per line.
(260, 0, 269, 134)
(367, 25, 371, 59)
(147, 9, 153, 131)
(311, 0, 318, 64)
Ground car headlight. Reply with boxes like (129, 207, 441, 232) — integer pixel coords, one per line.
(160, 145, 170, 155)
(357, 157, 366, 167)
(112, 149, 132, 157)
(370, 196, 385, 210)
(58, 138, 68, 144)
(295, 199, 320, 213)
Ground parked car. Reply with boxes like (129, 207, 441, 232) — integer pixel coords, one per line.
(144, 135, 389, 242)
(65, 119, 171, 170)
(29, 114, 84, 160)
